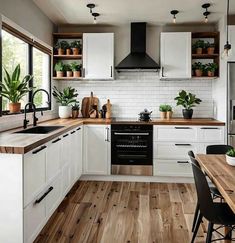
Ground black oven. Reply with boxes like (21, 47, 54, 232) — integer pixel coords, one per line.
(111, 124, 153, 175)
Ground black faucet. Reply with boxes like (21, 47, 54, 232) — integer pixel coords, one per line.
(23, 102, 38, 129)
(32, 89, 51, 115)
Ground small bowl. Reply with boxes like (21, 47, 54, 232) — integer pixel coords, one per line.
(226, 155, 235, 166)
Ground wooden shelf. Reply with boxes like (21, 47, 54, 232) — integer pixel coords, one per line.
(53, 55, 82, 59)
(53, 77, 83, 80)
(192, 32, 219, 38)
(192, 54, 219, 59)
(53, 33, 83, 38)
(191, 76, 219, 79)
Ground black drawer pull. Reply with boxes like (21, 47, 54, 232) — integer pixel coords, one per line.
(71, 131, 76, 134)
(177, 161, 189, 164)
(52, 138, 61, 144)
(34, 186, 53, 204)
(63, 134, 69, 137)
(32, 145, 47, 154)
(77, 127, 81, 131)
(174, 127, 192, 129)
(175, 144, 192, 146)
(200, 127, 219, 130)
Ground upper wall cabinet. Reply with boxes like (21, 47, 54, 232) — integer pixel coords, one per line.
(228, 26, 235, 62)
(160, 32, 191, 79)
(83, 33, 114, 80)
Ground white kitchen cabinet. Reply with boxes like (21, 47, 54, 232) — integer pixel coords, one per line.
(83, 125, 110, 175)
(228, 26, 235, 61)
(75, 126, 83, 179)
(160, 32, 191, 79)
(198, 126, 225, 143)
(83, 33, 114, 79)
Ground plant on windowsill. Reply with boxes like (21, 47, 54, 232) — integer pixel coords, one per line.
(0, 64, 33, 113)
(226, 149, 235, 166)
(70, 40, 81, 55)
(205, 42, 216, 55)
(71, 62, 82, 78)
(55, 40, 69, 55)
(174, 90, 202, 119)
(54, 61, 65, 78)
(72, 102, 80, 119)
(64, 64, 73, 78)
(192, 62, 205, 77)
(205, 63, 218, 77)
(192, 40, 205, 54)
(52, 86, 78, 118)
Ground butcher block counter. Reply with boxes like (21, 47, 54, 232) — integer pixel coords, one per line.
(0, 118, 225, 154)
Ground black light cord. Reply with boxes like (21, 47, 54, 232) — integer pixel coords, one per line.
(226, 0, 230, 44)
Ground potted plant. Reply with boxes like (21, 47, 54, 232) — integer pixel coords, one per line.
(174, 90, 202, 119)
(64, 64, 73, 77)
(55, 40, 69, 55)
(72, 102, 80, 119)
(205, 63, 218, 77)
(70, 40, 81, 55)
(192, 40, 205, 54)
(52, 86, 78, 118)
(71, 62, 82, 77)
(205, 42, 215, 55)
(65, 43, 71, 55)
(54, 61, 64, 78)
(192, 62, 205, 77)
(159, 104, 168, 119)
(165, 105, 173, 119)
(226, 148, 235, 166)
(0, 64, 33, 113)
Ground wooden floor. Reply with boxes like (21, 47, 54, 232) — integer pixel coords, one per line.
(34, 181, 212, 243)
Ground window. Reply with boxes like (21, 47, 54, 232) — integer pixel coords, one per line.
(1, 23, 51, 115)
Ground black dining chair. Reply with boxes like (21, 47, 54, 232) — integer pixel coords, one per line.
(206, 144, 233, 155)
(188, 150, 223, 233)
(191, 159, 235, 243)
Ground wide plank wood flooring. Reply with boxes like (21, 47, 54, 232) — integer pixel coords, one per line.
(34, 181, 212, 243)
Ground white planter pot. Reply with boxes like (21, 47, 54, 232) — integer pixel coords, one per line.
(226, 155, 235, 166)
(58, 106, 72, 119)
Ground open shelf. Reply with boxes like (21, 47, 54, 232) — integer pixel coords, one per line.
(53, 77, 83, 80)
(192, 54, 219, 59)
(191, 76, 218, 80)
(53, 55, 82, 59)
(53, 33, 83, 38)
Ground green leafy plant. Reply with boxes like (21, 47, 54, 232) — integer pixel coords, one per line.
(0, 64, 33, 103)
(227, 148, 235, 157)
(72, 101, 80, 111)
(174, 90, 202, 110)
(165, 105, 172, 112)
(71, 40, 81, 49)
(70, 62, 81, 71)
(192, 40, 205, 49)
(192, 62, 205, 71)
(54, 61, 65, 72)
(159, 104, 169, 112)
(52, 86, 78, 106)
(55, 40, 70, 50)
(64, 64, 72, 72)
(205, 63, 218, 72)
(204, 42, 215, 49)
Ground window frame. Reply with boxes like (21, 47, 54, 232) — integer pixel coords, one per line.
(0, 23, 52, 116)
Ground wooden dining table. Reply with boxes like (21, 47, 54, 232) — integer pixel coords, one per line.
(196, 154, 235, 243)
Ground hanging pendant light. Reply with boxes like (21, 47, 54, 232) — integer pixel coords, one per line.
(222, 0, 232, 59)
(170, 10, 179, 24)
(87, 3, 95, 14)
(92, 13, 100, 24)
(202, 3, 210, 23)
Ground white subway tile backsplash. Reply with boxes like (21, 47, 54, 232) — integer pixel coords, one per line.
(59, 72, 213, 118)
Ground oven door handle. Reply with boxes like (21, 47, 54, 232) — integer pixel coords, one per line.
(114, 132, 150, 136)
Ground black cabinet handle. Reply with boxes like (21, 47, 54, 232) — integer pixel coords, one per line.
(175, 144, 192, 146)
(52, 138, 61, 144)
(71, 131, 76, 134)
(174, 127, 192, 129)
(77, 127, 81, 131)
(63, 134, 69, 137)
(200, 127, 219, 130)
(177, 161, 189, 164)
(34, 186, 53, 204)
(111, 66, 113, 78)
(32, 145, 47, 154)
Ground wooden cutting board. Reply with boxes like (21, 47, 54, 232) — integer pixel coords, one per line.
(81, 92, 99, 118)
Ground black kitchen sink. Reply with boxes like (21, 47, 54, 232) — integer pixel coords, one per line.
(14, 126, 64, 134)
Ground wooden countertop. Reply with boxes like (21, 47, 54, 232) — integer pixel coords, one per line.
(0, 118, 225, 154)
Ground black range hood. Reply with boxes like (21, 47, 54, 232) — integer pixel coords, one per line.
(115, 22, 160, 71)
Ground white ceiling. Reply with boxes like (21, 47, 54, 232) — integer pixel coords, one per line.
(33, 0, 235, 26)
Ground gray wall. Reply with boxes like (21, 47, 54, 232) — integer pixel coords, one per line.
(0, 0, 55, 45)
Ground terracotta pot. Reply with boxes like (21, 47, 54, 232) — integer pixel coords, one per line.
(72, 48, 79, 55)
(66, 49, 71, 55)
(196, 48, 203, 55)
(195, 69, 203, 77)
(166, 111, 173, 119)
(160, 111, 166, 119)
(73, 71, 81, 78)
(207, 71, 215, 77)
(58, 48, 64, 55)
(207, 47, 215, 55)
(9, 102, 21, 113)
(56, 71, 64, 78)
(66, 71, 73, 77)
(72, 110, 79, 119)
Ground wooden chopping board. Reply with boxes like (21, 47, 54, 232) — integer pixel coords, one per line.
(81, 92, 99, 118)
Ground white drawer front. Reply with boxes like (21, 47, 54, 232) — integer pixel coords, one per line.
(154, 126, 197, 142)
(24, 191, 46, 243)
(61, 163, 70, 196)
(153, 159, 192, 177)
(198, 127, 224, 143)
(154, 142, 197, 159)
